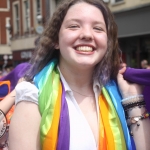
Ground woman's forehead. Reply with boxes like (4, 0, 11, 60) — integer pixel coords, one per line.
(63, 2, 105, 22)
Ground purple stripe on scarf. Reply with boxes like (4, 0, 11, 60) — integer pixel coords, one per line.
(57, 81, 70, 150)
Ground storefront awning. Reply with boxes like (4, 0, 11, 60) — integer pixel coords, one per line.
(114, 4, 150, 38)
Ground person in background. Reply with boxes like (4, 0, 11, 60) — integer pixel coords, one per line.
(0, 71, 2, 79)
(141, 59, 148, 69)
(146, 64, 150, 69)
(9, 0, 150, 150)
(121, 62, 127, 67)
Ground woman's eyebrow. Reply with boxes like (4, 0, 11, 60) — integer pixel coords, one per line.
(65, 18, 105, 25)
(65, 18, 81, 23)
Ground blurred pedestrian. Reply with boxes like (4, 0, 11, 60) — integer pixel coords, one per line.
(146, 64, 150, 69)
(141, 59, 148, 69)
(0, 71, 2, 79)
(2, 69, 7, 77)
(120, 62, 127, 68)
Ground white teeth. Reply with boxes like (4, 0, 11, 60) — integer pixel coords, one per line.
(76, 46, 93, 52)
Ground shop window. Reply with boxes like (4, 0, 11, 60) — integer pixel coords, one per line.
(23, 0, 30, 33)
(13, 2, 20, 36)
(36, 0, 41, 16)
(33, 0, 42, 26)
(5, 17, 11, 45)
(111, 0, 124, 4)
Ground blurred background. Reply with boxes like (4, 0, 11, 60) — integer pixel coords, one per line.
(0, 0, 150, 76)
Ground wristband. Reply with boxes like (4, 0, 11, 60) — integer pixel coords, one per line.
(122, 94, 144, 104)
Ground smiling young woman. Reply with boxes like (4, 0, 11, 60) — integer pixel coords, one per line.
(8, 0, 150, 150)
(58, 2, 107, 72)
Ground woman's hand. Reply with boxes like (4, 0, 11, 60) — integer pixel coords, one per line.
(17, 77, 25, 83)
(117, 66, 143, 98)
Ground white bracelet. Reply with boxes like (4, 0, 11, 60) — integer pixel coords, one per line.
(122, 95, 144, 105)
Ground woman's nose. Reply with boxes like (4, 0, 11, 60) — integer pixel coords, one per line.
(79, 28, 93, 41)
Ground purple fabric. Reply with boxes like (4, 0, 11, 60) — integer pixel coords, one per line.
(123, 67, 150, 111)
(124, 68, 150, 86)
(0, 84, 9, 98)
(131, 136, 136, 150)
(0, 63, 30, 91)
(57, 81, 70, 150)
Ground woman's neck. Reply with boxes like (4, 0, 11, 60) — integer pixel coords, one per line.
(58, 63, 94, 91)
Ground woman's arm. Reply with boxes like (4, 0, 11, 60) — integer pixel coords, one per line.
(9, 101, 41, 150)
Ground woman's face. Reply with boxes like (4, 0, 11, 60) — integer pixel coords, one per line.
(58, 2, 107, 70)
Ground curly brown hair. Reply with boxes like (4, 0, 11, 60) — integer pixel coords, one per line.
(26, 0, 121, 85)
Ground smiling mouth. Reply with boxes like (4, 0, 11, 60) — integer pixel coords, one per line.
(75, 46, 94, 52)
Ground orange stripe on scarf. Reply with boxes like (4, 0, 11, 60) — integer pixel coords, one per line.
(99, 110, 107, 150)
(99, 94, 115, 150)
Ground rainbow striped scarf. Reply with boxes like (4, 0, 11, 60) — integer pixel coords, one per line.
(34, 59, 135, 150)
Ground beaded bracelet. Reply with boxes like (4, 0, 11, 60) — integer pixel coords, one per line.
(127, 111, 150, 126)
(123, 101, 145, 111)
(122, 95, 145, 111)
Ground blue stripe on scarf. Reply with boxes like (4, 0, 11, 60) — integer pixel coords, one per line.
(105, 80, 135, 150)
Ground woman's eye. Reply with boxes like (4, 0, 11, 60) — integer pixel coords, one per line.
(68, 25, 79, 29)
(94, 27, 103, 31)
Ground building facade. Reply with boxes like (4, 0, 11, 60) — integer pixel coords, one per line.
(0, 0, 60, 69)
(0, 0, 12, 70)
(3, 0, 150, 69)
(105, 0, 150, 68)
(9, 0, 61, 66)
(10, 0, 47, 66)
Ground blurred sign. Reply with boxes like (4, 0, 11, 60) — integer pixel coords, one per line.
(21, 51, 32, 59)
(13, 50, 33, 61)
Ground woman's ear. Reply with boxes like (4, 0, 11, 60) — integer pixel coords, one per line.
(55, 44, 59, 49)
